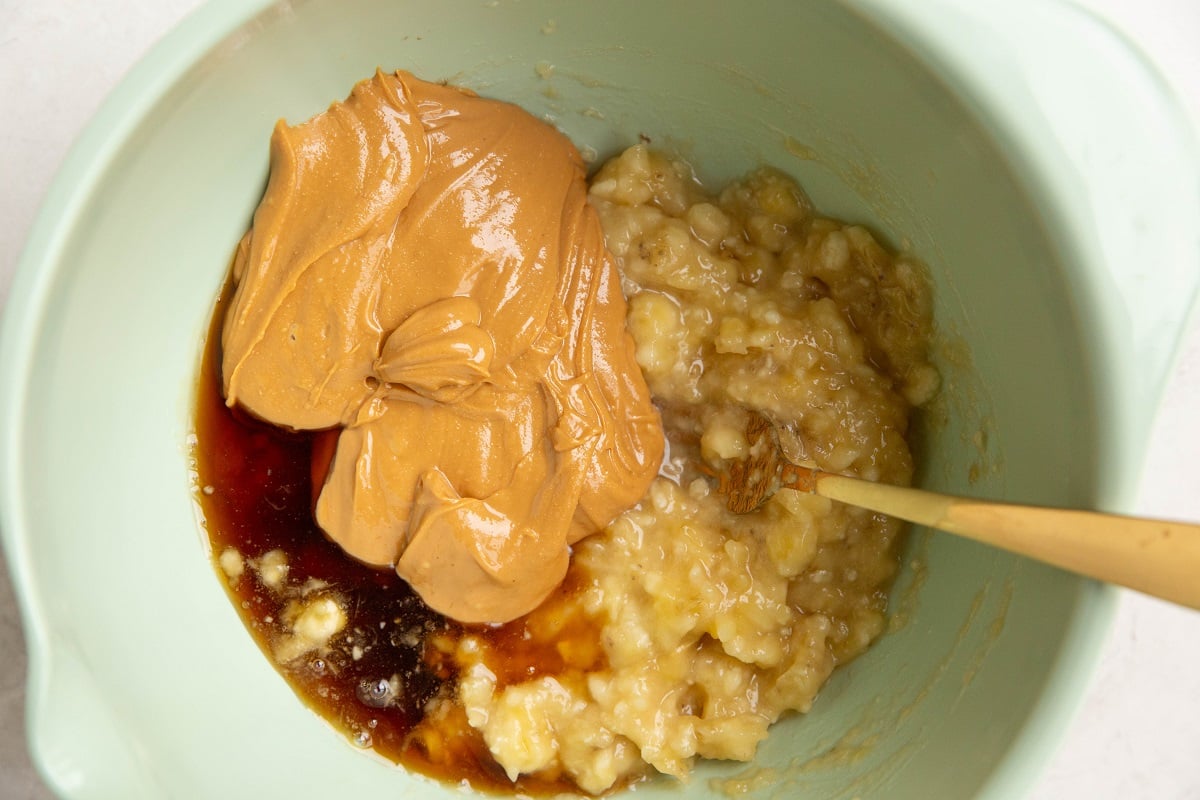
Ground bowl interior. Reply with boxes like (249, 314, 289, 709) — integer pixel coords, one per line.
(4, 1, 1112, 798)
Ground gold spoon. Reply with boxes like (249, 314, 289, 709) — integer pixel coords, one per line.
(717, 412, 1200, 610)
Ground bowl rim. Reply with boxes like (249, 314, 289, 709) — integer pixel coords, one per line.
(845, 0, 1200, 794)
(0, 0, 278, 793)
(11, 0, 1200, 796)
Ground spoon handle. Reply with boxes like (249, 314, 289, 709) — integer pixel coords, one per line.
(812, 473, 1200, 610)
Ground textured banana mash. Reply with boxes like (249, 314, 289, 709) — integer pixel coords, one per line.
(442, 145, 938, 793)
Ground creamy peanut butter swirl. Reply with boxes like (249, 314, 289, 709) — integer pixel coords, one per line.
(221, 70, 664, 623)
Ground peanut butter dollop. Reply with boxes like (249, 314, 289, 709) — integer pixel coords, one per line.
(220, 70, 664, 623)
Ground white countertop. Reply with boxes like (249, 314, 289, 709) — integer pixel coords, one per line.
(1, 1, 1198, 798)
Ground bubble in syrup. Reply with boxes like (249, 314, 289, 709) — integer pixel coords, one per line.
(356, 676, 396, 709)
(352, 729, 372, 748)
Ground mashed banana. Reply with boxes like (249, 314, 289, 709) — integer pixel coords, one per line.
(443, 146, 937, 793)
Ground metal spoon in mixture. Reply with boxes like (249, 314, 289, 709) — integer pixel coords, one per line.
(717, 411, 1200, 610)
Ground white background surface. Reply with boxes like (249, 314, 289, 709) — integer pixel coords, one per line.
(1, 1, 1198, 798)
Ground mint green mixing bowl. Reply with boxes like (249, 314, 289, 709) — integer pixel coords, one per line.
(3, 1, 1198, 798)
